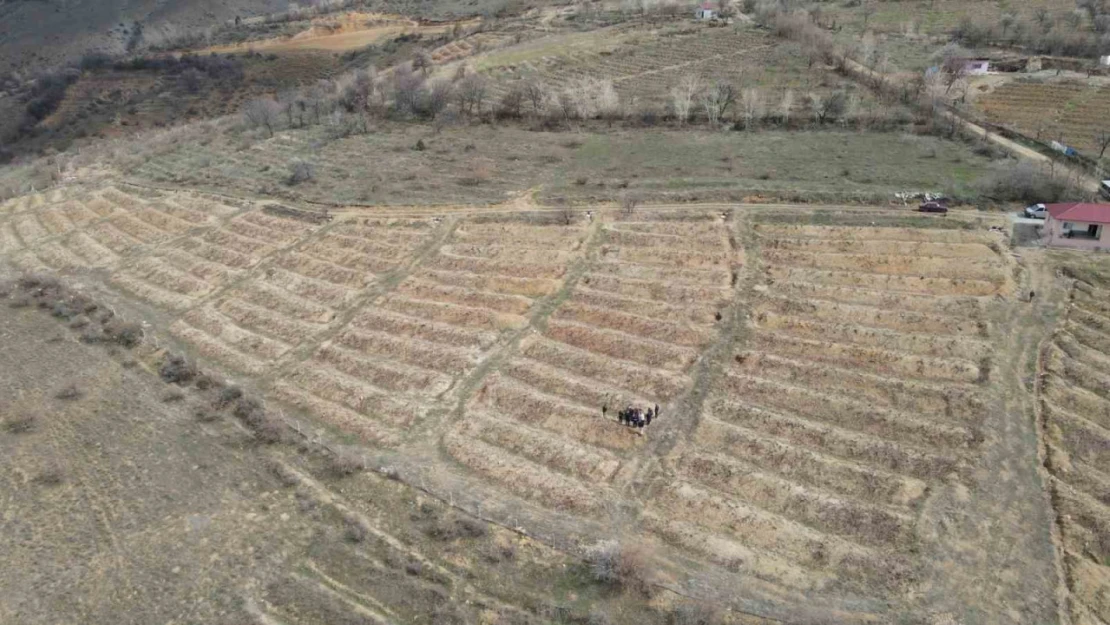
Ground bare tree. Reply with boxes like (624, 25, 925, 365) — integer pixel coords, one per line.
(457, 73, 489, 115)
(392, 64, 426, 116)
(425, 79, 453, 119)
(412, 50, 432, 76)
(558, 198, 575, 225)
(671, 75, 701, 124)
(740, 87, 764, 129)
(809, 91, 847, 124)
(778, 89, 795, 124)
(339, 68, 374, 113)
(620, 192, 639, 215)
(278, 89, 306, 128)
(702, 80, 737, 125)
(243, 97, 281, 137)
(567, 78, 599, 120)
(1000, 13, 1016, 39)
(931, 43, 972, 95)
(1096, 128, 1110, 161)
(861, 2, 876, 30)
(497, 87, 525, 118)
(557, 90, 578, 121)
(594, 79, 622, 122)
(523, 79, 548, 116)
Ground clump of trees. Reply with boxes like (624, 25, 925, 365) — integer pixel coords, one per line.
(954, 1, 1110, 59)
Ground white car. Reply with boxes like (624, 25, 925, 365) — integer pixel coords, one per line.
(1024, 203, 1047, 219)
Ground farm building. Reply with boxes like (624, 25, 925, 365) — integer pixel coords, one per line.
(695, 2, 717, 20)
(1043, 202, 1110, 250)
(1101, 55, 1110, 67)
(963, 59, 991, 75)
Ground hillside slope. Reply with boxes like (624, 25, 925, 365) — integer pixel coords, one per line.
(0, 0, 290, 73)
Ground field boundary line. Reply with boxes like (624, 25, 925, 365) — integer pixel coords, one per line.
(431, 217, 606, 443)
(629, 210, 757, 497)
(263, 216, 460, 383)
(1032, 268, 1079, 625)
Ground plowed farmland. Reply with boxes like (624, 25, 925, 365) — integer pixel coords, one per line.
(976, 81, 1110, 158)
(1042, 265, 1110, 625)
(448, 213, 739, 513)
(644, 219, 1015, 613)
(0, 182, 1080, 623)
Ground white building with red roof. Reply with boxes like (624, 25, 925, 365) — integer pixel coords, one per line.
(1044, 203, 1110, 250)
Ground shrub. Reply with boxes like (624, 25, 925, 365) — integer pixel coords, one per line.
(251, 415, 285, 444)
(34, 463, 65, 486)
(5, 413, 36, 434)
(668, 605, 722, 625)
(287, 158, 314, 185)
(162, 389, 186, 402)
(160, 353, 198, 384)
(55, 384, 82, 400)
(975, 162, 1077, 204)
(216, 385, 243, 408)
(104, 320, 142, 347)
(194, 407, 221, 422)
(344, 515, 369, 542)
(233, 396, 265, 423)
(587, 540, 654, 594)
(327, 447, 364, 477)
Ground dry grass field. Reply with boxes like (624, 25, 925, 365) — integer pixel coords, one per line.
(0, 175, 1087, 623)
(122, 122, 1005, 207)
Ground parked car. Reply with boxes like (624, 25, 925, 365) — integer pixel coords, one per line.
(918, 201, 949, 213)
(1101, 180, 1110, 200)
(1024, 203, 1047, 219)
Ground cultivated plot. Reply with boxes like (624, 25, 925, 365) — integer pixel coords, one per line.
(171, 217, 434, 375)
(274, 216, 591, 447)
(645, 220, 1013, 602)
(447, 212, 739, 513)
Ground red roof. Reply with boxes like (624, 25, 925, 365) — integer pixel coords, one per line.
(1046, 203, 1110, 224)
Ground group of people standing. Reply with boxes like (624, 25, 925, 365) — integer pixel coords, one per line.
(602, 403, 660, 433)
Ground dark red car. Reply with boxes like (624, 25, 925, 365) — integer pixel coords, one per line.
(918, 201, 949, 214)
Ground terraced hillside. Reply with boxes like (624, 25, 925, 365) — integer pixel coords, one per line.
(1043, 268, 1110, 625)
(447, 213, 739, 513)
(644, 219, 1016, 615)
(0, 183, 1070, 623)
(475, 23, 872, 112)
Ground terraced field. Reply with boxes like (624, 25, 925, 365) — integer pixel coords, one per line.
(274, 217, 591, 446)
(447, 213, 739, 513)
(1042, 271, 1110, 625)
(643, 220, 1014, 609)
(1, 183, 1074, 622)
(476, 24, 866, 111)
(977, 81, 1110, 158)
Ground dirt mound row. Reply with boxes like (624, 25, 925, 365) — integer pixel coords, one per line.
(766, 266, 1005, 297)
(757, 294, 986, 336)
(755, 223, 998, 245)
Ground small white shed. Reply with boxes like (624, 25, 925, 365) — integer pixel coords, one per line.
(695, 2, 716, 19)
